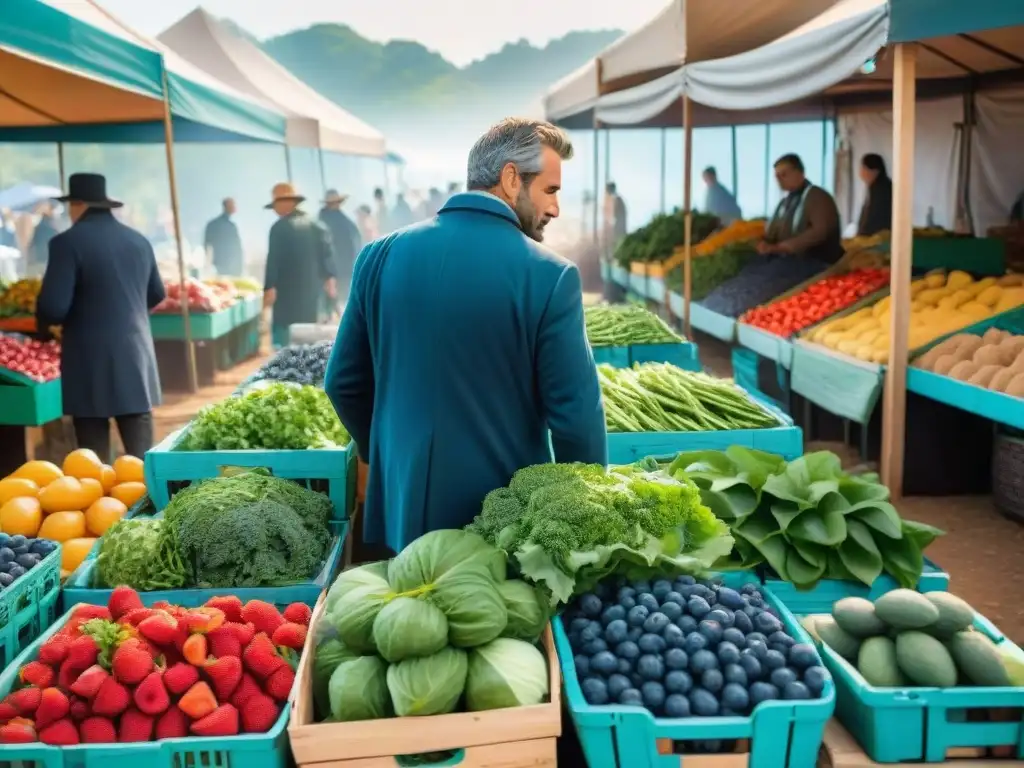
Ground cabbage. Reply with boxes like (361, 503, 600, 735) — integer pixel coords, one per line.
(498, 580, 549, 642)
(430, 563, 508, 647)
(326, 561, 391, 613)
(465, 638, 549, 712)
(372, 597, 449, 663)
(332, 583, 393, 653)
(313, 639, 358, 719)
(329, 655, 391, 722)
(388, 529, 506, 592)
(386, 646, 468, 717)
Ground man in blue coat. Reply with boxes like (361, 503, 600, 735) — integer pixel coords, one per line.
(325, 117, 607, 554)
(36, 174, 165, 460)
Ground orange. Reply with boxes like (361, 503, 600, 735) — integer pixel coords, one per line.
(79, 478, 104, 508)
(99, 465, 117, 493)
(85, 497, 127, 536)
(0, 477, 38, 505)
(38, 510, 86, 542)
(109, 482, 146, 508)
(0, 497, 42, 537)
(38, 477, 90, 514)
(62, 449, 104, 482)
(61, 537, 98, 574)
(113, 455, 145, 485)
(11, 460, 63, 487)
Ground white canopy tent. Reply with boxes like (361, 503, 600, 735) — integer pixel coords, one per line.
(158, 8, 386, 159)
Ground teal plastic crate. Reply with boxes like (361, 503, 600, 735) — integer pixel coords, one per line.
(764, 557, 949, 615)
(0, 369, 62, 427)
(592, 346, 631, 368)
(0, 606, 290, 768)
(611, 265, 630, 289)
(555, 582, 834, 768)
(61, 526, 345, 611)
(630, 342, 701, 372)
(144, 427, 356, 519)
(820, 612, 1024, 763)
(0, 545, 61, 671)
(737, 324, 795, 369)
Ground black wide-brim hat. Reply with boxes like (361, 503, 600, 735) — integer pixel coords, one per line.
(54, 173, 122, 208)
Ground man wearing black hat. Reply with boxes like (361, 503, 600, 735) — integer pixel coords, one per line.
(318, 189, 362, 309)
(35, 173, 165, 460)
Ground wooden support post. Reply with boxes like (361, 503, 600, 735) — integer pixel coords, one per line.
(318, 149, 328, 197)
(682, 96, 693, 338)
(284, 145, 293, 183)
(659, 128, 667, 213)
(56, 143, 66, 189)
(881, 43, 917, 498)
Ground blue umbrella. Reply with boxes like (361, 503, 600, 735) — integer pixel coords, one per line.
(0, 182, 63, 212)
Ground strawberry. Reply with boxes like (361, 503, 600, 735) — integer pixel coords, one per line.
(39, 718, 79, 745)
(79, 715, 117, 743)
(66, 635, 100, 670)
(91, 677, 130, 717)
(177, 682, 217, 720)
(225, 622, 255, 647)
(108, 586, 144, 620)
(0, 720, 36, 743)
(122, 607, 157, 627)
(242, 634, 285, 679)
(68, 697, 90, 722)
(111, 642, 153, 684)
(8, 687, 41, 714)
(0, 701, 18, 723)
(163, 663, 200, 695)
(118, 707, 154, 743)
(241, 694, 280, 733)
(207, 628, 241, 659)
(57, 660, 80, 691)
(34, 688, 69, 729)
(154, 706, 189, 739)
(138, 614, 180, 646)
(205, 656, 242, 701)
(133, 672, 170, 715)
(181, 608, 224, 635)
(282, 603, 312, 626)
(264, 665, 295, 702)
(205, 596, 244, 623)
(182, 634, 208, 666)
(71, 605, 111, 623)
(230, 673, 262, 709)
(19, 661, 55, 689)
(190, 704, 239, 737)
(38, 636, 70, 666)
(271, 622, 307, 651)
(241, 601, 284, 636)
(70, 665, 109, 699)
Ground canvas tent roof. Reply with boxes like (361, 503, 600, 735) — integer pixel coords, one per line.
(542, 0, 838, 127)
(0, 0, 286, 142)
(159, 8, 386, 157)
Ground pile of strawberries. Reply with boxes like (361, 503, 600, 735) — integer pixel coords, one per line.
(0, 587, 312, 745)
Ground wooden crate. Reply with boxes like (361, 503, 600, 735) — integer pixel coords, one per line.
(288, 600, 562, 768)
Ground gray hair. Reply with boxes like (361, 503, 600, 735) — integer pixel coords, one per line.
(466, 118, 573, 191)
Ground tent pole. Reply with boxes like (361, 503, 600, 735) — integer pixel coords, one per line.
(284, 146, 293, 183)
(881, 43, 917, 500)
(659, 128, 667, 213)
(682, 96, 693, 339)
(730, 126, 738, 201)
(592, 121, 599, 248)
(764, 124, 772, 216)
(160, 69, 198, 394)
(821, 119, 828, 187)
(318, 149, 328, 197)
(56, 143, 66, 189)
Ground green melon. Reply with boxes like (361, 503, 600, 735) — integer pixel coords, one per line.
(947, 630, 1011, 687)
(833, 597, 888, 638)
(817, 617, 861, 661)
(896, 631, 957, 687)
(857, 636, 906, 687)
(924, 592, 975, 638)
(875, 589, 940, 630)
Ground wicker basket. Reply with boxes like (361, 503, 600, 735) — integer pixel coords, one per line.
(992, 430, 1024, 523)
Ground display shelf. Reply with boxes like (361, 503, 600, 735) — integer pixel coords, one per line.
(790, 341, 884, 425)
(150, 294, 260, 342)
(667, 291, 737, 342)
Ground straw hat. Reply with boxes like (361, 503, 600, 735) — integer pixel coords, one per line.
(265, 182, 305, 209)
(322, 189, 349, 205)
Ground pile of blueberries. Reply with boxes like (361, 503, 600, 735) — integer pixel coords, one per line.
(0, 534, 57, 589)
(564, 576, 830, 720)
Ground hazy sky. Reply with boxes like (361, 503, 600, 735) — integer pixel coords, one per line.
(98, 0, 668, 65)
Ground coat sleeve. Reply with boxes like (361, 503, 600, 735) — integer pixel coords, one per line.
(317, 222, 336, 280)
(324, 243, 375, 459)
(264, 223, 282, 291)
(784, 189, 839, 254)
(35, 235, 77, 327)
(146, 241, 166, 309)
(537, 264, 608, 465)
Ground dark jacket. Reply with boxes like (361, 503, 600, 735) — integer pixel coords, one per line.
(858, 175, 893, 236)
(325, 192, 607, 553)
(766, 183, 844, 264)
(27, 216, 60, 275)
(264, 210, 335, 330)
(204, 213, 243, 276)
(318, 207, 362, 299)
(36, 209, 164, 418)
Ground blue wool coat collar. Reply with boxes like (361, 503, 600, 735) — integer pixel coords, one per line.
(440, 191, 521, 229)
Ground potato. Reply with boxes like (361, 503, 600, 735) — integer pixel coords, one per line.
(989, 368, 1016, 393)
(1005, 374, 1024, 398)
(917, 288, 950, 306)
(946, 270, 973, 290)
(973, 344, 1010, 367)
(976, 286, 1003, 307)
(998, 335, 1024, 359)
(965, 276, 997, 296)
(1011, 351, 1024, 374)
(924, 271, 946, 289)
(967, 365, 1003, 387)
(998, 273, 1024, 287)
(954, 335, 985, 358)
(948, 361, 979, 381)
(982, 327, 1007, 345)
(932, 354, 959, 375)
(959, 301, 992, 319)
(915, 346, 947, 370)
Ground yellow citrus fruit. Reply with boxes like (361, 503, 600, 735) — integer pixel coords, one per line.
(63, 449, 105, 482)
(79, 478, 104, 508)
(0, 496, 42, 537)
(0, 477, 38, 505)
(61, 538, 98, 574)
(113, 455, 145, 485)
(38, 510, 87, 542)
(109, 482, 146, 508)
(85, 497, 127, 536)
(99, 465, 117, 493)
(38, 477, 89, 514)
(11, 460, 63, 487)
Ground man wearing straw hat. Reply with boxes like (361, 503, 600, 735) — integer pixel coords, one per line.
(36, 173, 165, 460)
(263, 182, 337, 348)
(319, 189, 362, 310)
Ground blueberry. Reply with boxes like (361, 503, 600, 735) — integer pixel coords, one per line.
(15, 554, 37, 569)
(627, 605, 650, 628)
(652, 579, 673, 600)
(783, 681, 812, 700)
(0, 549, 14, 564)
(663, 591, 686, 607)
(0, 534, 8, 547)
(0, 573, 12, 588)
(661, 623, 686, 649)
(604, 619, 629, 645)
(8, 535, 26, 549)
(676, 575, 696, 587)
(689, 688, 719, 717)
(591, 651, 619, 676)
(632, 580, 652, 594)
(570, 616, 592, 634)
(659, 601, 683, 622)
(664, 670, 693, 695)
(707, 608, 735, 628)
(739, 653, 763, 681)
(749, 681, 780, 706)
(690, 649, 719, 675)
(717, 641, 741, 666)
(746, 632, 768, 647)
(582, 676, 609, 705)
(769, 631, 795, 649)
(580, 622, 602, 644)
(617, 658, 632, 675)
(641, 681, 666, 710)
(698, 620, 723, 647)
(688, 596, 711, 620)
(748, 640, 769, 661)
(683, 633, 708, 655)
(789, 644, 819, 670)
(740, 583, 760, 595)
(637, 654, 665, 681)
(601, 605, 626, 625)
(716, 587, 746, 610)
(701, 668, 724, 693)
(675, 615, 698, 634)
(619, 595, 637, 611)
(8, 565, 25, 580)
(619, 688, 644, 706)
(617, 586, 637, 603)
(770, 667, 798, 689)
(770, 643, 791, 658)
(732, 610, 753, 634)
(803, 666, 830, 696)
(723, 663, 748, 687)
(607, 673, 631, 700)
(574, 655, 591, 677)
(643, 613, 671, 635)
(764, 650, 787, 671)
(638, 593, 660, 612)
(722, 682, 750, 713)
(638, 633, 666, 654)
(722, 628, 746, 648)
(580, 594, 603, 617)
(664, 693, 691, 718)
(664, 648, 689, 671)
(754, 612, 783, 635)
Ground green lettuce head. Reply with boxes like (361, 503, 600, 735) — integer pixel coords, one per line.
(465, 638, 549, 711)
(386, 646, 468, 717)
(329, 655, 391, 722)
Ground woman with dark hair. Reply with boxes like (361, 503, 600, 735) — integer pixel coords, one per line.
(857, 153, 893, 236)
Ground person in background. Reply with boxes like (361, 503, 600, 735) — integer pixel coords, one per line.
(420, 187, 444, 219)
(319, 189, 362, 307)
(356, 204, 377, 242)
(857, 153, 893, 237)
(373, 188, 389, 234)
(602, 182, 628, 302)
(203, 197, 244, 277)
(27, 202, 61, 276)
(264, 183, 336, 349)
(36, 173, 164, 460)
(446, 181, 460, 200)
(759, 153, 843, 264)
(325, 117, 607, 555)
(0, 209, 15, 249)
(390, 193, 415, 230)
(702, 166, 742, 224)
